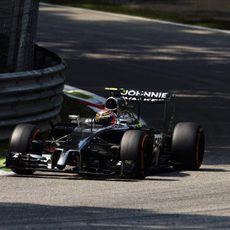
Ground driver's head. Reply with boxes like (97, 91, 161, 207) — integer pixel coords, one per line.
(94, 109, 116, 126)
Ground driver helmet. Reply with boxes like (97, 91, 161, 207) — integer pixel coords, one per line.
(94, 109, 116, 126)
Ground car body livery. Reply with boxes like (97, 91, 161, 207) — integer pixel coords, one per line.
(6, 88, 205, 179)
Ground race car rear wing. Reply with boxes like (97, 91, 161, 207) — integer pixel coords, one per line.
(105, 87, 171, 104)
(121, 89, 169, 104)
(105, 88, 176, 132)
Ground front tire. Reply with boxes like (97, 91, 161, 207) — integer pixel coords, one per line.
(120, 130, 151, 179)
(172, 122, 205, 170)
(9, 124, 41, 175)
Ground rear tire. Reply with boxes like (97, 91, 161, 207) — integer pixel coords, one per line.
(172, 122, 205, 170)
(120, 130, 151, 179)
(9, 124, 41, 175)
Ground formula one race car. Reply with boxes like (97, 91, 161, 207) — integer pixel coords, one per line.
(6, 88, 205, 179)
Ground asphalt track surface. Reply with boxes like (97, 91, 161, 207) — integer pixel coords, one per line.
(0, 4, 230, 229)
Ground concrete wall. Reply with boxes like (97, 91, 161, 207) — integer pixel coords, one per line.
(0, 0, 39, 73)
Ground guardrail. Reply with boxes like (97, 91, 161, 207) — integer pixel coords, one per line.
(0, 45, 66, 140)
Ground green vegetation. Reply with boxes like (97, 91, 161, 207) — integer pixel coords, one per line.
(42, 0, 230, 30)
(0, 157, 5, 168)
(0, 142, 9, 171)
(0, 157, 11, 172)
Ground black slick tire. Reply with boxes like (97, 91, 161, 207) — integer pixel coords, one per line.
(172, 122, 205, 170)
(120, 130, 151, 179)
(9, 124, 41, 175)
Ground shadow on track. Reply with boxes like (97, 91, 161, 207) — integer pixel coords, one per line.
(0, 203, 229, 229)
(7, 169, 189, 182)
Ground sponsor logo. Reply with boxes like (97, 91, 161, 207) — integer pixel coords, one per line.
(121, 90, 169, 102)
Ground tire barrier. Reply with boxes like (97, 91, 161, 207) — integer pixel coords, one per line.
(0, 0, 39, 72)
(0, 45, 66, 140)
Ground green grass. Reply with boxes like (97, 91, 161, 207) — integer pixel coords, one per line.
(0, 157, 5, 168)
(0, 157, 11, 172)
(0, 142, 9, 171)
(41, 0, 230, 30)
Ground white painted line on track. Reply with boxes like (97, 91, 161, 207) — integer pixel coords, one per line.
(0, 170, 14, 176)
(41, 3, 230, 34)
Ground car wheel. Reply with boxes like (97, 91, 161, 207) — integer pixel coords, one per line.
(120, 130, 151, 179)
(172, 122, 205, 170)
(9, 124, 42, 175)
